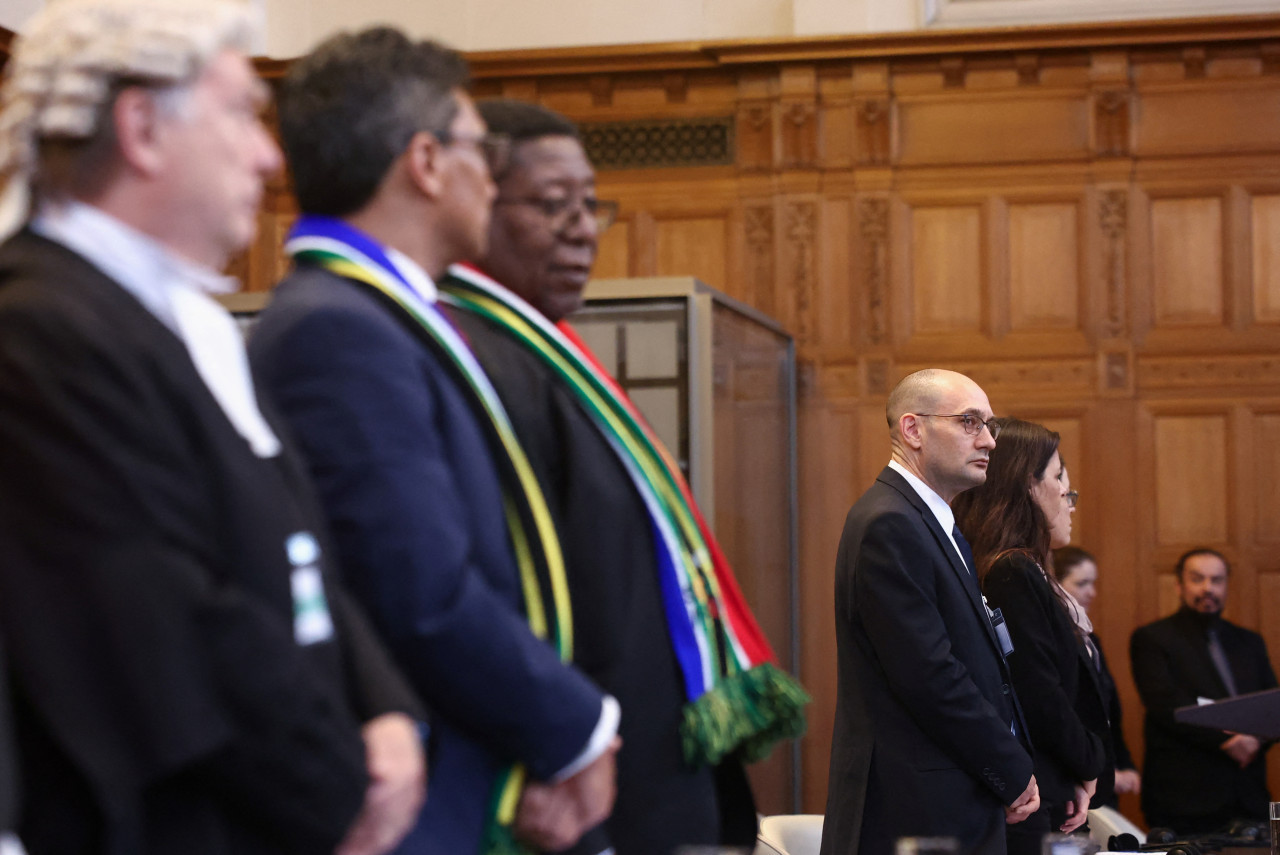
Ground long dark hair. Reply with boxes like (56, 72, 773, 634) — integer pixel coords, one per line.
(952, 417, 1059, 578)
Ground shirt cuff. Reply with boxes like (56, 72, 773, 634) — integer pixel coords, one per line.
(550, 695, 620, 783)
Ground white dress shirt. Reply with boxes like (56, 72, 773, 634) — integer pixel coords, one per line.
(888, 459, 970, 572)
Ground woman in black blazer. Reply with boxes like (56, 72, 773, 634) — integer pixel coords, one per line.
(1053, 545, 1143, 809)
(954, 418, 1108, 855)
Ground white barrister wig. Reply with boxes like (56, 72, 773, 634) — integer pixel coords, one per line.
(0, 0, 263, 240)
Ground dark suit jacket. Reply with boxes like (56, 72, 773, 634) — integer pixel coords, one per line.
(820, 467, 1034, 855)
(249, 264, 607, 855)
(982, 553, 1108, 819)
(1092, 635, 1135, 809)
(448, 291, 753, 855)
(1130, 607, 1277, 830)
(0, 640, 14, 835)
(0, 230, 421, 855)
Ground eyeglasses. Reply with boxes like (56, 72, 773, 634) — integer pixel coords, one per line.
(494, 194, 619, 234)
(435, 130, 512, 176)
(916, 413, 1001, 439)
(1065, 490, 1079, 509)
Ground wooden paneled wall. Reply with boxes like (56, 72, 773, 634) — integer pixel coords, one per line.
(7, 14, 1280, 823)
(457, 17, 1280, 821)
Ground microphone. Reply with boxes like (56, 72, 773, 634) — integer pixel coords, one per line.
(1108, 832, 1140, 851)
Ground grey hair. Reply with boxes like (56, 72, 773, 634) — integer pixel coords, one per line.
(0, 0, 260, 235)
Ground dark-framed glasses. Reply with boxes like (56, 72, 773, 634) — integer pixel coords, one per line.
(1065, 490, 1079, 509)
(435, 130, 512, 176)
(916, 412, 1001, 439)
(494, 194, 619, 233)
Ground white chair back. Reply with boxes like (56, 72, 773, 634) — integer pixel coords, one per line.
(1088, 805, 1147, 850)
(755, 814, 825, 855)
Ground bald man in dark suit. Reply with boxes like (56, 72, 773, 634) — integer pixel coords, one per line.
(821, 369, 1038, 855)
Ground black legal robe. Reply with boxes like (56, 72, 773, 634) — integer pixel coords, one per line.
(0, 230, 420, 855)
(448, 294, 756, 855)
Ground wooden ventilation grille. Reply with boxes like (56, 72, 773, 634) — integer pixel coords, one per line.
(580, 116, 735, 170)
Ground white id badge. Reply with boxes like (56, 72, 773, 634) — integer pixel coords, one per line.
(291, 566, 334, 645)
(287, 532, 334, 645)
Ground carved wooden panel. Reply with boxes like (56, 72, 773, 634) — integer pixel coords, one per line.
(1151, 197, 1224, 326)
(594, 218, 631, 278)
(655, 215, 728, 289)
(780, 101, 819, 169)
(896, 95, 1089, 166)
(743, 203, 776, 313)
(816, 69, 855, 169)
(1099, 349, 1133, 395)
(1255, 413, 1280, 544)
(1037, 416, 1083, 470)
(1255, 577, 1280, 701)
(859, 197, 891, 346)
(227, 205, 293, 293)
(1008, 202, 1081, 331)
(1099, 189, 1129, 336)
(1135, 87, 1280, 157)
(817, 197, 855, 351)
(855, 99, 891, 166)
(736, 100, 773, 171)
(1093, 90, 1131, 157)
(940, 359, 1095, 401)
(909, 205, 983, 333)
(781, 201, 818, 341)
(1139, 354, 1280, 391)
(1252, 193, 1280, 323)
(1153, 414, 1230, 546)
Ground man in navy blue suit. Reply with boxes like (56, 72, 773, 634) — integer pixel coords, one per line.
(249, 29, 619, 855)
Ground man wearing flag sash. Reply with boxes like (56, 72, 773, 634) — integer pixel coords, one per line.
(248, 30, 619, 855)
(438, 99, 808, 855)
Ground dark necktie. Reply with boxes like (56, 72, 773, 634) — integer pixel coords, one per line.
(1207, 625, 1239, 697)
(952, 524, 1019, 736)
(952, 525, 976, 575)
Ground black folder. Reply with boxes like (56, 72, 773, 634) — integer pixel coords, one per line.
(1174, 687, 1280, 739)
